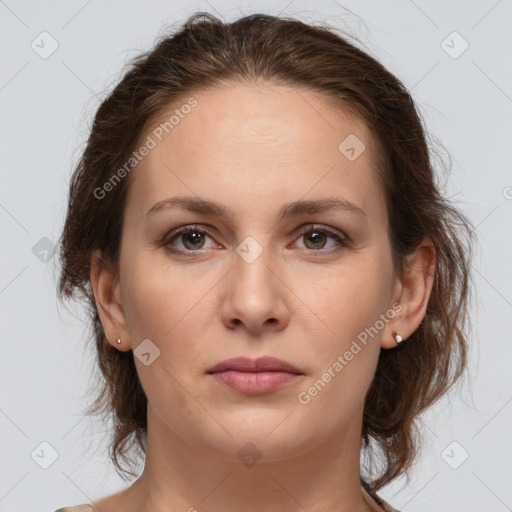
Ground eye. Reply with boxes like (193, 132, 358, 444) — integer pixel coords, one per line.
(163, 225, 218, 256)
(162, 223, 349, 257)
(292, 224, 348, 254)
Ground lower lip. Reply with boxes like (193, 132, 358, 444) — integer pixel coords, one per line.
(210, 370, 302, 395)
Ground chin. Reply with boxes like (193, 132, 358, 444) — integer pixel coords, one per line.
(194, 417, 318, 465)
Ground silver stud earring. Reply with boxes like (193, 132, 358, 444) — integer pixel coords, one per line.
(116, 338, 121, 345)
(393, 331, 403, 344)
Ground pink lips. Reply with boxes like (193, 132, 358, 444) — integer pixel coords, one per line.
(207, 356, 303, 395)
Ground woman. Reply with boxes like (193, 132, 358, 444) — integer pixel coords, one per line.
(55, 11, 473, 512)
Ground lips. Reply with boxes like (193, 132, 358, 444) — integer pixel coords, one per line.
(207, 356, 304, 395)
(206, 356, 303, 375)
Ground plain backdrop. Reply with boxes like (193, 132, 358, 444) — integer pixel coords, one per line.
(1, 1, 511, 511)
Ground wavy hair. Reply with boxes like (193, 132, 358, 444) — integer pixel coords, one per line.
(58, 12, 474, 495)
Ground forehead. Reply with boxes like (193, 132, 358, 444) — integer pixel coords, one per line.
(127, 83, 386, 222)
(143, 83, 375, 158)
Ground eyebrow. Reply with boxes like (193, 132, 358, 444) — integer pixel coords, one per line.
(146, 196, 367, 221)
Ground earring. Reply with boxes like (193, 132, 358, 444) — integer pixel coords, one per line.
(393, 331, 403, 344)
(116, 338, 121, 345)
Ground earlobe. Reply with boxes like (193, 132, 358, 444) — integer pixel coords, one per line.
(382, 237, 436, 349)
(392, 331, 404, 344)
(90, 249, 131, 351)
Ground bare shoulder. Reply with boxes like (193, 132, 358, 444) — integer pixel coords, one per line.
(89, 486, 145, 512)
(55, 488, 131, 512)
(89, 492, 125, 512)
(361, 484, 400, 512)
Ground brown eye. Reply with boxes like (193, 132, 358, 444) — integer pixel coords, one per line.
(180, 230, 206, 250)
(293, 225, 348, 255)
(163, 225, 217, 255)
(303, 230, 328, 250)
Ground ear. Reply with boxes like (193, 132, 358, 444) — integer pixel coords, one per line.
(90, 249, 132, 351)
(381, 237, 436, 349)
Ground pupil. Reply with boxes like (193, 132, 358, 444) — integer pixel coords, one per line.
(185, 232, 203, 248)
(306, 231, 325, 248)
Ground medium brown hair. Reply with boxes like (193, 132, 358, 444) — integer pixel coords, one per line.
(58, 12, 474, 494)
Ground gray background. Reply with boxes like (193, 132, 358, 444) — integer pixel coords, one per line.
(1, 1, 511, 511)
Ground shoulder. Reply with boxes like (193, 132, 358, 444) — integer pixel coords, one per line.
(377, 496, 402, 512)
(54, 505, 94, 512)
(361, 480, 400, 512)
(54, 487, 133, 512)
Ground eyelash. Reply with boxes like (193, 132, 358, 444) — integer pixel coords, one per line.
(162, 224, 349, 258)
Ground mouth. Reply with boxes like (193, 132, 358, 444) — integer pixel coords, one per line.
(206, 356, 304, 395)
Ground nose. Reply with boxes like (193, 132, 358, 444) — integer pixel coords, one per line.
(220, 243, 290, 335)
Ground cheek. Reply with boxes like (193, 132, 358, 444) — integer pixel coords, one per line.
(121, 267, 180, 342)
(120, 251, 220, 363)
(297, 254, 393, 351)
(122, 247, 188, 334)
(293, 267, 388, 429)
(291, 251, 393, 415)
(120, 255, 210, 414)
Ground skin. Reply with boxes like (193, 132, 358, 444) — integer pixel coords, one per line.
(90, 83, 435, 512)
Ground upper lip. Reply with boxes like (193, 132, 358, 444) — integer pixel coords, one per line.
(207, 356, 303, 375)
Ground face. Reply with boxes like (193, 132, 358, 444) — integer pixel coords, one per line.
(114, 83, 400, 460)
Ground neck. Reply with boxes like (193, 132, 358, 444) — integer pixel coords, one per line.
(123, 404, 378, 512)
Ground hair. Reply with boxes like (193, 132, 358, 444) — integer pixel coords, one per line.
(58, 11, 474, 496)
